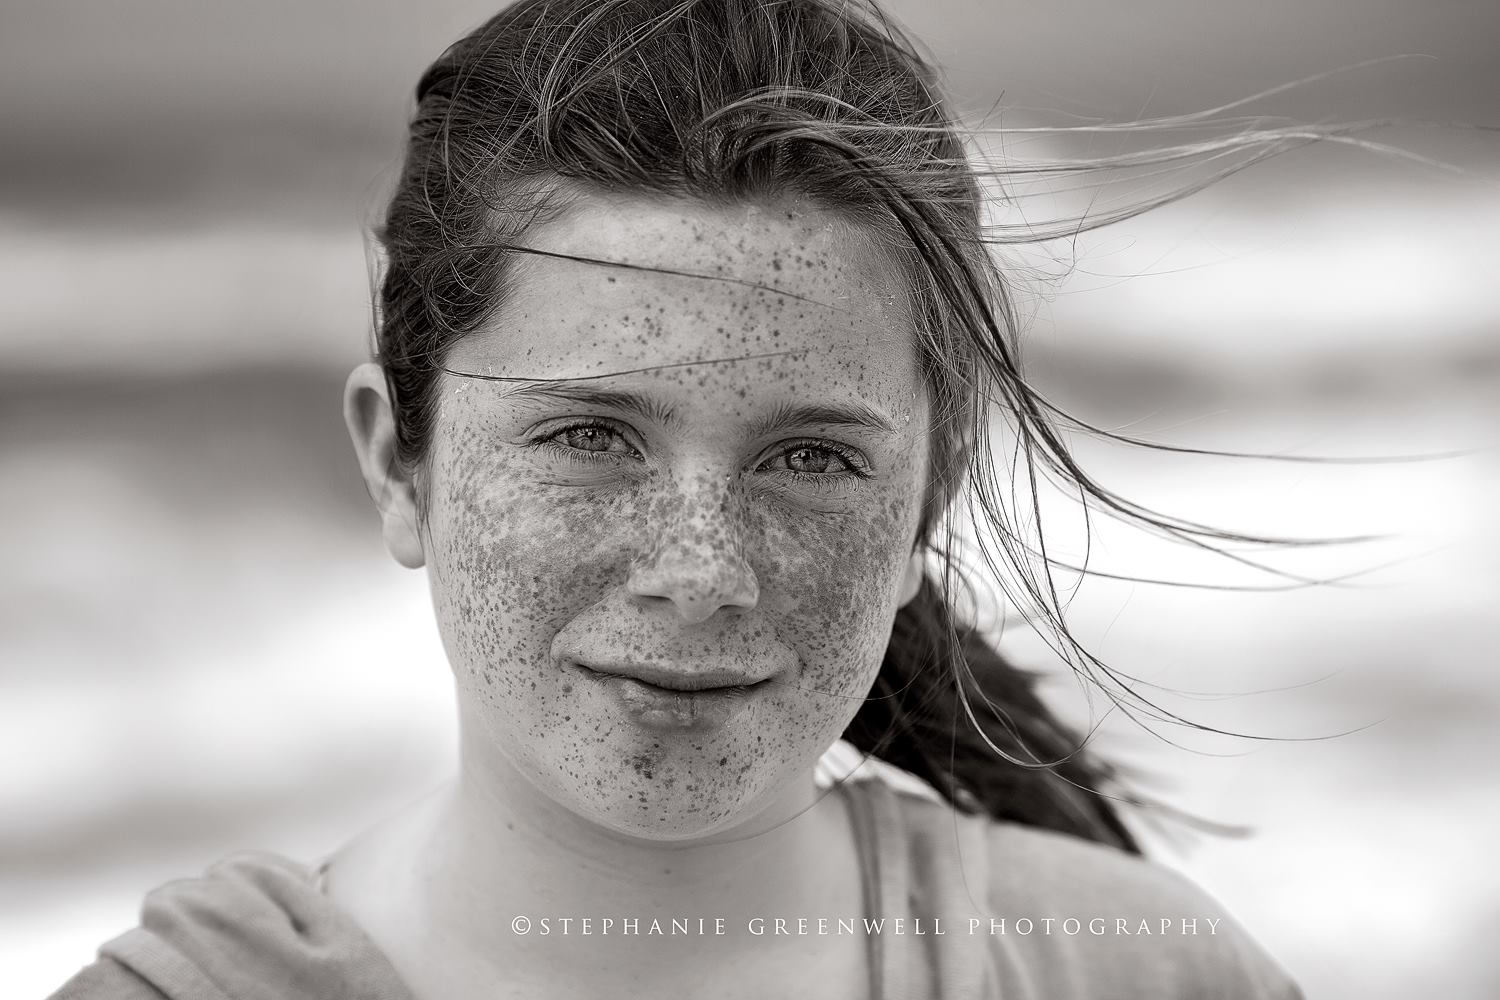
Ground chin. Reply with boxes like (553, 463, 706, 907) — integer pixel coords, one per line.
(577, 781, 767, 843)
(541, 754, 807, 845)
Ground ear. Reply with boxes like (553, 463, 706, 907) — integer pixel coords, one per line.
(343, 362, 426, 569)
(897, 549, 924, 607)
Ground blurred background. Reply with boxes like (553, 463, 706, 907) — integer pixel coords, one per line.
(2, 0, 1496, 996)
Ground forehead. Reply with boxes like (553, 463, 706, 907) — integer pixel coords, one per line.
(446, 192, 920, 409)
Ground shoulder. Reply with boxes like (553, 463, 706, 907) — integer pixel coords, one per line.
(46, 957, 166, 1000)
(43, 853, 320, 1000)
(44, 851, 412, 1000)
(983, 814, 1210, 916)
(879, 782, 1303, 999)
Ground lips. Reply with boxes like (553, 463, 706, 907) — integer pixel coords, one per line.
(566, 658, 773, 731)
(571, 659, 772, 693)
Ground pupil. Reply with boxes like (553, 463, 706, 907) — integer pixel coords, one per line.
(570, 427, 610, 451)
(791, 447, 834, 473)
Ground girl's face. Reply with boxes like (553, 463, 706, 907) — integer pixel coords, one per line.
(421, 193, 931, 840)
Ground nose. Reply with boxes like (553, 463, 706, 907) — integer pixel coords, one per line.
(626, 478, 760, 624)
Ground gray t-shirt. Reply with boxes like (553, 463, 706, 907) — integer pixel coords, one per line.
(49, 766, 1301, 999)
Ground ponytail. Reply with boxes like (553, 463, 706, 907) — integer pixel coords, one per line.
(842, 575, 1142, 854)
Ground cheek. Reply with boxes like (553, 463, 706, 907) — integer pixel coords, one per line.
(426, 447, 650, 689)
(746, 491, 918, 696)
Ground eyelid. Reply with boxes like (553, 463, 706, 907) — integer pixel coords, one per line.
(756, 437, 873, 478)
(530, 417, 644, 458)
(526, 420, 873, 479)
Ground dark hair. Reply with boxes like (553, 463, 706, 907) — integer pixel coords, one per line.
(375, 0, 1170, 852)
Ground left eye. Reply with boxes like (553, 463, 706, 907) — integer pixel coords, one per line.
(760, 444, 860, 476)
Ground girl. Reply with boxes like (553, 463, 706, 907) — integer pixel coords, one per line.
(51, 1, 1302, 996)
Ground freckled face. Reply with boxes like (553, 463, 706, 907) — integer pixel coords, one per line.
(423, 194, 930, 840)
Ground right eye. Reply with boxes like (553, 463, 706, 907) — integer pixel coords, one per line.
(538, 421, 642, 459)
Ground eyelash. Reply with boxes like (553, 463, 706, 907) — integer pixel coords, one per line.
(533, 420, 643, 464)
(765, 438, 872, 480)
(530, 420, 872, 480)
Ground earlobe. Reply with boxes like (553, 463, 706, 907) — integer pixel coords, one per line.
(381, 508, 426, 570)
(343, 363, 426, 570)
(897, 550, 924, 607)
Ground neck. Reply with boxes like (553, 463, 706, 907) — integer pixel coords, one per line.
(333, 730, 866, 998)
(435, 747, 850, 921)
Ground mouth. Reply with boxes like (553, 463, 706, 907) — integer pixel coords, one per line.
(565, 659, 773, 730)
(570, 660, 773, 694)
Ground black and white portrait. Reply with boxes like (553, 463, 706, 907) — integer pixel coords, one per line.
(4, 2, 1496, 998)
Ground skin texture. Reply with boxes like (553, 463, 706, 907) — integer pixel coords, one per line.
(413, 192, 931, 841)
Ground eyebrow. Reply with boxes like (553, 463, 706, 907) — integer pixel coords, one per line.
(504, 384, 679, 426)
(747, 399, 900, 438)
(503, 382, 900, 436)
